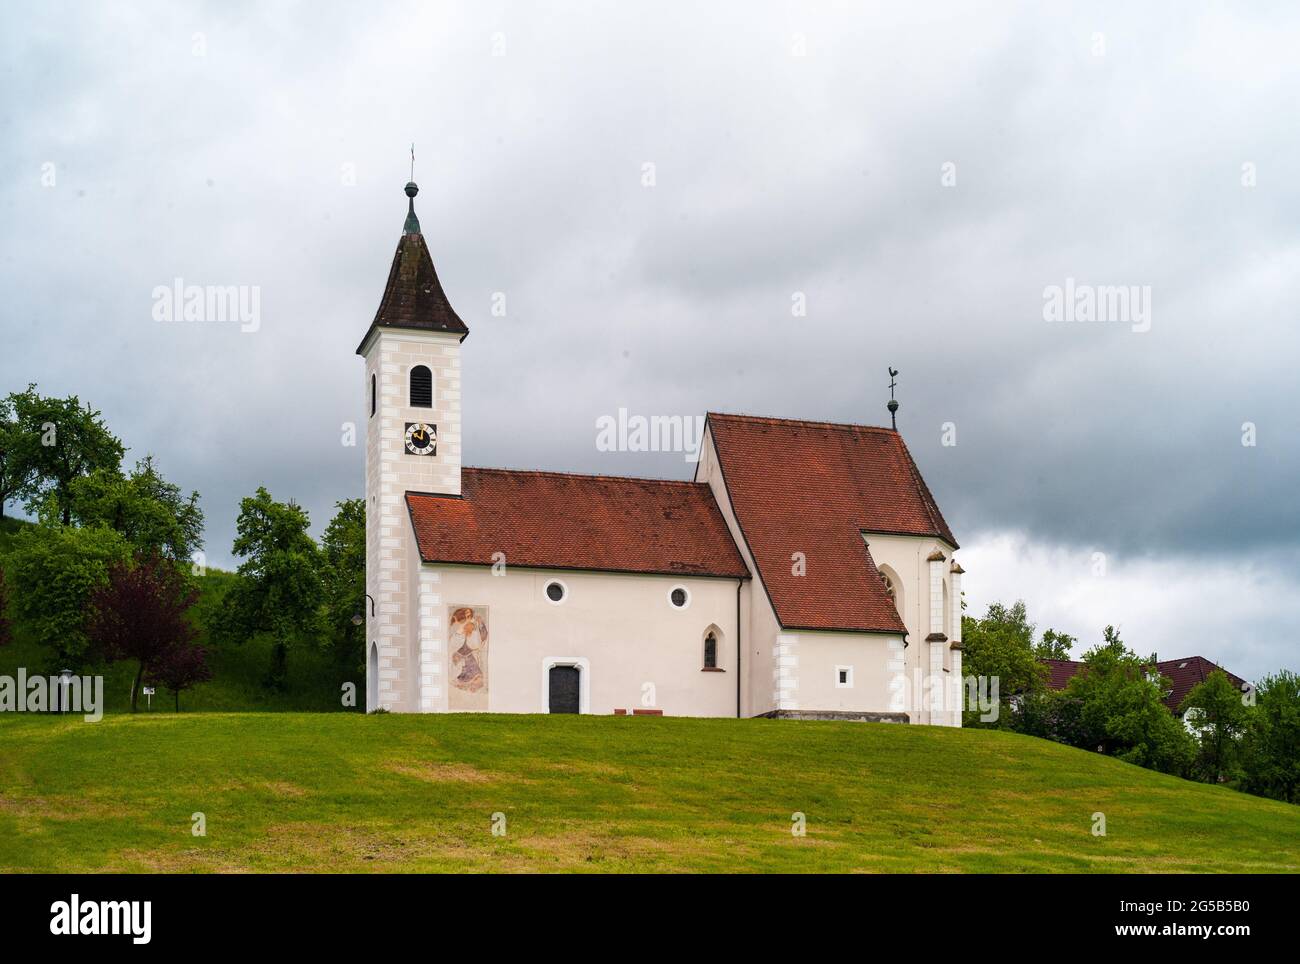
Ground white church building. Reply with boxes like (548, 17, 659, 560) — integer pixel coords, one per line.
(360, 182, 965, 725)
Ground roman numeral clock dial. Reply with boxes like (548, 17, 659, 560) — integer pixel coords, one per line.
(404, 422, 437, 456)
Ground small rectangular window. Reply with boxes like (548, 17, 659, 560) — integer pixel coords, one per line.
(835, 665, 854, 689)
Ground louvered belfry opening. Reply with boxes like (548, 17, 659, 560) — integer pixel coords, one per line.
(410, 365, 432, 407)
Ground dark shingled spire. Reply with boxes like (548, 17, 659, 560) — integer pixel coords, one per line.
(356, 181, 469, 354)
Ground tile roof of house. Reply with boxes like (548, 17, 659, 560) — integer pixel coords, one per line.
(1156, 656, 1249, 713)
(1042, 658, 1084, 691)
(406, 468, 750, 579)
(706, 412, 956, 634)
(356, 227, 469, 354)
(1040, 655, 1248, 713)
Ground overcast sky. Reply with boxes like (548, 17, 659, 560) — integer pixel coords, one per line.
(3, 2, 1297, 679)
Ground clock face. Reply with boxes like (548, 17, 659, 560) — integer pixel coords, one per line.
(404, 422, 437, 456)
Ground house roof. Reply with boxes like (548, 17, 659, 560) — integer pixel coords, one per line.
(406, 468, 749, 579)
(1042, 658, 1084, 691)
(355, 189, 469, 354)
(706, 412, 955, 634)
(1156, 657, 1249, 713)
(1041, 655, 1248, 714)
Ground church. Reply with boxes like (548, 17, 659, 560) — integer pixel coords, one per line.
(359, 182, 965, 725)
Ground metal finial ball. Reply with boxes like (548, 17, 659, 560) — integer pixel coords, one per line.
(404, 181, 419, 198)
(887, 399, 899, 413)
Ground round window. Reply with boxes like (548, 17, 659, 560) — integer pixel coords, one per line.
(545, 581, 566, 603)
(669, 586, 690, 609)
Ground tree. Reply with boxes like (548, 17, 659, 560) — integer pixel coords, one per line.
(1057, 640, 1195, 776)
(321, 498, 365, 674)
(1034, 628, 1076, 661)
(86, 553, 199, 712)
(1240, 670, 1300, 804)
(1181, 670, 1250, 784)
(0, 388, 41, 519)
(0, 566, 12, 648)
(12, 388, 124, 526)
(216, 487, 324, 690)
(148, 642, 213, 712)
(68, 456, 204, 561)
(960, 600, 1045, 727)
(6, 523, 131, 666)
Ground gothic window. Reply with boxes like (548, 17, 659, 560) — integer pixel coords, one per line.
(703, 631, 718, 669)
(410, 365, 432, 408)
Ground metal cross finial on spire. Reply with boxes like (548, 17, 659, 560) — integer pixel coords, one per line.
(887, 367, 900, 430)
(410, 142, 415, 182)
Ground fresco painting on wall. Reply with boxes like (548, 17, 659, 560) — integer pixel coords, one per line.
(449, 606, 489, 710)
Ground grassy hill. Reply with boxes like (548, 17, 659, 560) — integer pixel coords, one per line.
(1, 712, 1297, 873)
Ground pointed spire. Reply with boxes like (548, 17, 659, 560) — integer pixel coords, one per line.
(355, 180, 469, 354)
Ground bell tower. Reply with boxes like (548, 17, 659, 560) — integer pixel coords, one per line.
(357, 180, 469, 712)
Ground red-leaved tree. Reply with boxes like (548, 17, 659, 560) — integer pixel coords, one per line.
(149, 642, 213, 712)
(86, 553, 199, 711)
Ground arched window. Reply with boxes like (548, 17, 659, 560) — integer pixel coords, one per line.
(878, 565, 904, 621)
(370, 374, 376, 417)
(409, 365, 432, 408)
(703, 631, 718, 669)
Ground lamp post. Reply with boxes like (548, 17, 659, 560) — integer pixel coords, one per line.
(58, 669, 72, 714)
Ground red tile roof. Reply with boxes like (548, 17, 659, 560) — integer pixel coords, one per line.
(356, 231, 469, 354)
(1156, 656, 1249, 713)
(1040, 655, 1247, 713)
(1042, 658, 1083, 690)
(407, 468, 749, 579)
(706, 412, 956, 634)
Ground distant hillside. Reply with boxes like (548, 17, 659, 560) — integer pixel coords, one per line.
(0, 713, 1296, 872)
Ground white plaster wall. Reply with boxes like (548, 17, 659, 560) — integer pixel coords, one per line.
(425, 565, 744, 716)
(695, 424, 782, 716)
(791, 631, 907, 713)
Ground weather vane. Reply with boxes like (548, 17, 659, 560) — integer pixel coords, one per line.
(410, 142, 415, 182)
(887, 367, 899, 430)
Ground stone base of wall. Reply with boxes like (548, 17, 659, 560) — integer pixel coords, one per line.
(758, 709, 911, 724)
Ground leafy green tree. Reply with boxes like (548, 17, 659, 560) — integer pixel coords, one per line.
(0, 388, 42, 519)
(1034, 628, 1076, 661)
(216, 487, 324, 690)
(5, 523, 131, 666)
(321, 498, 366, 675)
(0, 565, 12, 648)
(1181, 670, 1250, 784)
(1058, 641, 1195, 776)
(1240, 670, 1300, 804)
(67, 456, 203, 561)
(960, 600, 1045, 727)
(12, 388, 124, 526)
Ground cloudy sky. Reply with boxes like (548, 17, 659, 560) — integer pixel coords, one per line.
(3, 2, 1297, 679)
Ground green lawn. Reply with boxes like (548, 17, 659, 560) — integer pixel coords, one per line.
(1, 712, 1297, 873)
